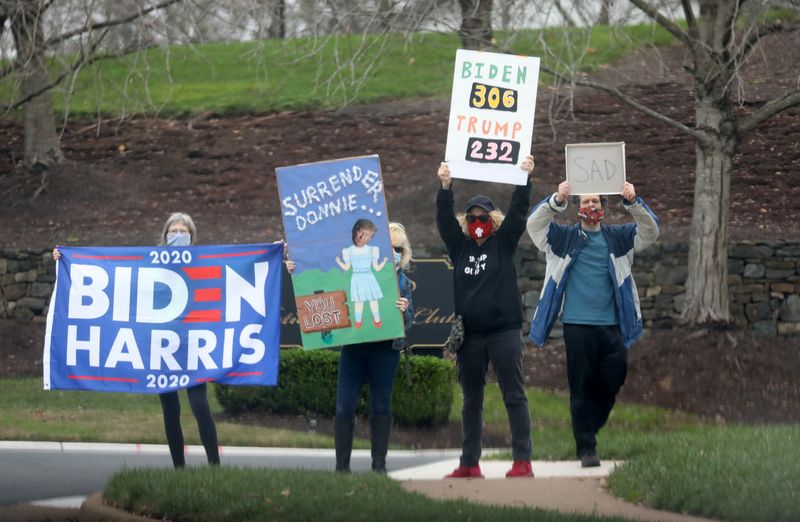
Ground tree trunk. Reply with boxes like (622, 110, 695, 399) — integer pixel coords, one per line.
(597, 0, 611, 25)
(681, 103, 737, 325)
(553, 0, 576, 27)
(268, 0, 285, 39)
(11, 1, 63, 169)
(457, 0, 493, 50)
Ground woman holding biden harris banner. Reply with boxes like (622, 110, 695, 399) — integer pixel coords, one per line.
(333, 222, 414, 474)
(435, 155, 536, 479)
(53, 212, 220, 468)
(153, 213, 221, 468)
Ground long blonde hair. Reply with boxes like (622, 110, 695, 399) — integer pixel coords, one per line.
(389, 222, 412, 270)
(456, 210, 505, 237)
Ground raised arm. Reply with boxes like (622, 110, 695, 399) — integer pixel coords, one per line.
(435, 163, 465, 256)
(526, 181, 570, 252)
(498, 155, 535, 245)
(621, 182, 660, 252)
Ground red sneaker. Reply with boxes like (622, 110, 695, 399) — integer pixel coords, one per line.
(373, 319, 382, 328)
(444, 465, 484, 478)
(505, 460, 534, 478)
(354, 320, 362, 329)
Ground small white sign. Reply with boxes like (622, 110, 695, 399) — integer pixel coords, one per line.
(565, 142, 626, 195)
(445, 49, 540, 186)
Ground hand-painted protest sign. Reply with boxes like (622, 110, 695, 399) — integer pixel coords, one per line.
(565, 142, 626, 195)
(276, 155, 404, 350)
(279, 258, 454, 356)
(43, 243, 283, 393)
(445, 49, 540, 186)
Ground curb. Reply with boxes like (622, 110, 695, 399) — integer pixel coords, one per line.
(79, 493, 155, 522)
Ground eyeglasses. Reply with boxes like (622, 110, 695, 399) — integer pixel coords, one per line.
(466, 214, 490, 224)
(393, 246, 404, 253)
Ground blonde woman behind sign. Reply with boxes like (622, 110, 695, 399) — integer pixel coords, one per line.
(334, 222, 414, 473)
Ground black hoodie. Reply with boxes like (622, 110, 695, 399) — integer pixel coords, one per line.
(435, 180, 532, 334)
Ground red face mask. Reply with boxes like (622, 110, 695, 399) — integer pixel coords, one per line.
(468, 218, 493, 240)
(578, 206, 604, 225)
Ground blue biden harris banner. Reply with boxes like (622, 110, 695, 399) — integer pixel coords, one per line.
(43, 243, 283, 393)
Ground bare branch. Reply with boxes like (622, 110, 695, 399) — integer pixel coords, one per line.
(735, 22, 797, 64)
(0, 31, 162, 112)
(1, 0, 184, 81)
(552, 0, 576, 26)
(680, 0, 696, 34)
(43, 0, 184, 48)
(627, 0, 691, 46)
(738, 88, 800, 135)
(541, 65, 706, 142)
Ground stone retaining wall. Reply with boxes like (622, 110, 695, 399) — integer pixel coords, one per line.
(0, 249, 55, 322)
(3, 242, 800, 337)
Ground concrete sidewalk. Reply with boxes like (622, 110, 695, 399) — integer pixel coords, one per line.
(3, 444, 719, 522)
(392, 459, 717, 522)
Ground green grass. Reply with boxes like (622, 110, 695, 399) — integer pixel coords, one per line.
(0, 377, 698, 457)
(450, 384, 702, 460)
(4, 377, 798, 520)
(103, 467, 629, 522)
(1, 25, 675, 119)
(0, 378, 336, 448)
(607, 425, 800, 521)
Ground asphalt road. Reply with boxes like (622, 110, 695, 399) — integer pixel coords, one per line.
(0, 442, 461, 505)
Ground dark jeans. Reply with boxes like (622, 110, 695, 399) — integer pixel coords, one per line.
(563, 324, 628, 457)
(336, 341, 400, 417)
(159, 383, 220, 467)
(456, 328, 531, 466)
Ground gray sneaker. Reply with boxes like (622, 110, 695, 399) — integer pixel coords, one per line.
(580, 449, 600, 468)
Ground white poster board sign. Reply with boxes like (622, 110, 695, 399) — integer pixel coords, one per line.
(445, 49, 540, 186)
(565, 142, 626, 195)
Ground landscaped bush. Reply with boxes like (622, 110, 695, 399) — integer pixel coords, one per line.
(215, 349, 454, 427)
(391, 355, 454, 426)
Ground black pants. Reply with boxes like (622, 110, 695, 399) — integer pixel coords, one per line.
(563, 324, 627, 457)
(159, 383, 220, 467)
(456, 328, 531, 466)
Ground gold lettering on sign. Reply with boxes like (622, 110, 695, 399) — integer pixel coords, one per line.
(413, 307, 456, 325)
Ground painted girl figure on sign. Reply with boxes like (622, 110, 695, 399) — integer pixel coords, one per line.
(335, 219, 389, 329)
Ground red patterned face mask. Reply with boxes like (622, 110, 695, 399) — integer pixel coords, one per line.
(578, 206, 604, 225)
(468, 218, 493, 240)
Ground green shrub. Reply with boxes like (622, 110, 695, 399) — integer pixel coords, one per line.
(215, 349, 454, 427)
(391, 355, 454, 426)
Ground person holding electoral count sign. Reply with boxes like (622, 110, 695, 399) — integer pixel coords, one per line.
(525, 180, 659, 468)
(436, 154, 536, 479)
(333, 221, 414, 474)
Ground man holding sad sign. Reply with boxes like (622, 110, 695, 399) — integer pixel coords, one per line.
(525, 156, 659, 468)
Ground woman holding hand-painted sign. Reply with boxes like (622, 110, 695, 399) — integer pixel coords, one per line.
(334, 222, 414, 474)
(436, 155, 536, 479)
(335, 219, 389, 329)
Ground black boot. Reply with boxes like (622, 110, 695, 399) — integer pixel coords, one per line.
(370, 415, 392, 473)
(334, 415, 355, 473)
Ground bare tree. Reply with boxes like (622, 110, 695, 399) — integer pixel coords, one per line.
(5, 1, 64, 168)
(544, 0, 800, 325)
(268, 0, 285, 38)
(1, 0, 187, 169)
(597, 0, 612, 24)
(553, 0, 577, 26)
(457, 0, 493, 49)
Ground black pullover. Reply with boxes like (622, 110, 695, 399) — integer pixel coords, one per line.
(435, 181, 532, 334)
